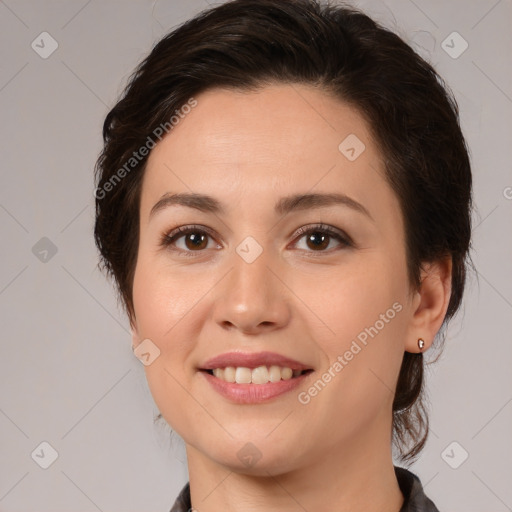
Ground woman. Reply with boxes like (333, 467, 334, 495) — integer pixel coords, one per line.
(93, 0, 472, 510)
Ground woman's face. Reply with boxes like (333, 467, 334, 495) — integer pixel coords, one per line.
(131, 83, 422, 473)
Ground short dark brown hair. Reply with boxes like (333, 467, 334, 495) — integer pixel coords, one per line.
(94, 0, 473, 463)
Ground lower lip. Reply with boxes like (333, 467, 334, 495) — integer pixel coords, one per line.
(200, 370, 312, 404)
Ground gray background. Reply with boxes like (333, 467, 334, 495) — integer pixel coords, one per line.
(0, 0, 511, 510)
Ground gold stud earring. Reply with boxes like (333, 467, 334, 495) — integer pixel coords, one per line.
(418, 338, 425, 351)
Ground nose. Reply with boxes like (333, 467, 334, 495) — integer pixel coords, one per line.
(211, 246, 291, 335)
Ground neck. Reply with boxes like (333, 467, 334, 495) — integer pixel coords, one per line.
(186, 420, 404, 512)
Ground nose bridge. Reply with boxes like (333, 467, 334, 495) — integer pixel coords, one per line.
(226, 209, 275, 286)
(229, 235, 275, 303)
(212, 233, 290, 332)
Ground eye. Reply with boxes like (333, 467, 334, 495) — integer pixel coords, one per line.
(291, 223, 352, 253)
(160, 225, 219, 256)
(160, 223, 353, 257)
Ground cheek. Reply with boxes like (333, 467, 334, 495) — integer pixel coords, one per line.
(294, 255, 408, 344)
(132, 257, 200, 338)
(132, 260, 204, 435)
(131, 258, 200, 400)
(294, 255, 410, 403)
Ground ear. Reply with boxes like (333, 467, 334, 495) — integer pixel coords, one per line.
(404, 256, 452, 353)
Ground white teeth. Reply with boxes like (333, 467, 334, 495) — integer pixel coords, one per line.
(281, 367, 293, 380)
(223, 367, 236, 383)
(268, 365, 282, 382)
(210, 365, 304, 384)
(235, 367, 252, 384)
(251, 366, 269, 385)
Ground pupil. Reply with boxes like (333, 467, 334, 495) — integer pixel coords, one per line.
(187, 233, 206, 249)
(308, 232, 328, 250)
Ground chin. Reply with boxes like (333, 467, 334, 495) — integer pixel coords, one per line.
(204, 437, 303, 475)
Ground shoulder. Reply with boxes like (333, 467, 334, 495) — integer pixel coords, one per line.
(395, 466, 441, 512)
(169, 482, 191, 512)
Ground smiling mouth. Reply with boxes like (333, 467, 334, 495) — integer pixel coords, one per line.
(200, 366, 314, 385)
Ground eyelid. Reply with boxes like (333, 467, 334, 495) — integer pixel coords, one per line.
(165, 224, 216, 240)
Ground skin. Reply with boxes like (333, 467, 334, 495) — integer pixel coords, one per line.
(130, 83, 452, 512)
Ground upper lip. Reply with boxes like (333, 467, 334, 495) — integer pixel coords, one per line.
(200, 351, 314, 371)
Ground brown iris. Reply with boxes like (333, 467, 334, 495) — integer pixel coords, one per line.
(184, 232, 208, 250)
(305, 231, 330, 251)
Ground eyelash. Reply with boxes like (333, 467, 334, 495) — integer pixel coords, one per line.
(160, 223, 353, 258)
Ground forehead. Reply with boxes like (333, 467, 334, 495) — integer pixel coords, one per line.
(141, 83, 391, 219)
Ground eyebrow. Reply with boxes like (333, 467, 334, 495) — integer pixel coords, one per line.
(149, 191, 373, 221)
